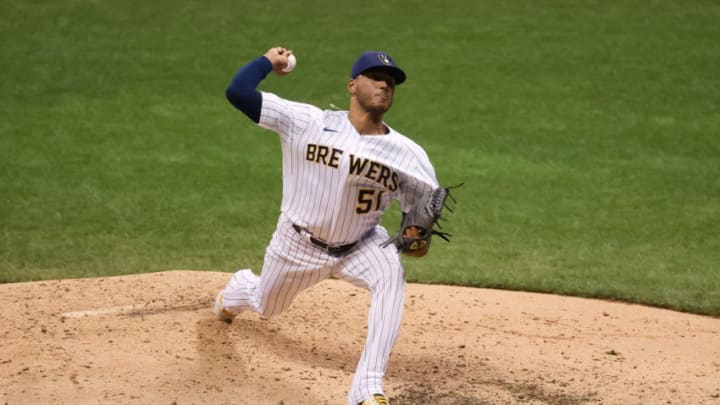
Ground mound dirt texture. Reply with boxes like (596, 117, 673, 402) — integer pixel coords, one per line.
(1, 270, 718, 404)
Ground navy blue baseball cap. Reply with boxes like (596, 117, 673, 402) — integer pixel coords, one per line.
(351, 51, 406, 85)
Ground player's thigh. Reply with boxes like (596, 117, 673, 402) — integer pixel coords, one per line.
(257, 240, 334, 317)
(337, 231, 404, 291)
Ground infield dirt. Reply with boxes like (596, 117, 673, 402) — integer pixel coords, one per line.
(1, 271, 718, 404)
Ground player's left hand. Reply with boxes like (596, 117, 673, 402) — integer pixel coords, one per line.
(382, 185, 461, 257)
(401, 226, 428, 257)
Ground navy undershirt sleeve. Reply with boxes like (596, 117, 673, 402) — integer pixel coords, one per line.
(225, 56, 273, 123)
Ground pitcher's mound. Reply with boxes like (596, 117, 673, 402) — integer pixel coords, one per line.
(1, 270, 718, 404)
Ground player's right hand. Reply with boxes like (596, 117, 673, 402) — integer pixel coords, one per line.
(264, 47, 293, 76)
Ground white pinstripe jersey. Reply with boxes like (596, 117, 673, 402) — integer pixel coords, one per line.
(258, 92, 438, 245)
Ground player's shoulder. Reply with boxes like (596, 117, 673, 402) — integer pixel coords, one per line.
(319, 109, 353, 132)
(261, 91, 324, 116)
(388, 127, 421, 147)
(322, 109, 347, 121)
(387, 126, 431, 158)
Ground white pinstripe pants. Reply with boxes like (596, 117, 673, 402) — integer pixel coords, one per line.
(222, 213, 406, 404)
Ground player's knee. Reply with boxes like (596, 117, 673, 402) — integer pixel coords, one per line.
(372, 266, 405, 295)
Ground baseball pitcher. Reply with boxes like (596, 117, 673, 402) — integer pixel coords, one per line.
(214, 47, 455, 405)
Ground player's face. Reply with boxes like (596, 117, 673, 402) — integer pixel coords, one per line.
(351, 69, 396, 114)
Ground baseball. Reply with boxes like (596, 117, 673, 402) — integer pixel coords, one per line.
(282, 54, 297, 73)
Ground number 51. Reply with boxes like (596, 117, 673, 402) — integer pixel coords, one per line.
(356, 189, 385, 214)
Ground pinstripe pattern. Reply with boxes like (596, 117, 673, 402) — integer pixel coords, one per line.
(223, 214, 404, 403)
(259, 92, 438, 244)
(220, 91, 437, 404)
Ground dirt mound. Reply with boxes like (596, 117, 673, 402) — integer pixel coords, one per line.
(1, 271, 718, 404)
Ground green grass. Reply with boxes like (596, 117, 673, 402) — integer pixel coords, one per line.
(1, 0, 719, 315)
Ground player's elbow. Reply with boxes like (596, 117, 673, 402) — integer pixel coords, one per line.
(225, 86, 254, 108)
(225, 87, 261, 123)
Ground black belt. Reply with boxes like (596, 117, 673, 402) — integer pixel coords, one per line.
(292, 224, 357, 256)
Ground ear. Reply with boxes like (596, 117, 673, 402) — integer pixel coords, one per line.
(347, 78, 356, 95)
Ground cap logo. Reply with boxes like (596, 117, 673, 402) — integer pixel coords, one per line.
(377, 53, 392, 66)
